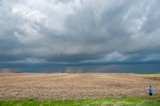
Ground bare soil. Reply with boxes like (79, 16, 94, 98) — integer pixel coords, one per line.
(0, 72, 160, 99)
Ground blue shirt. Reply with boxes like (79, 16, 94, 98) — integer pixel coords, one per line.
(148, 87, 153, 93)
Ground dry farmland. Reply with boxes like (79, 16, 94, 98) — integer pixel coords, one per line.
(0, 72, 160, 99)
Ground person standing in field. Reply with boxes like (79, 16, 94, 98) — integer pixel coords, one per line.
(148, 86, 153, 96)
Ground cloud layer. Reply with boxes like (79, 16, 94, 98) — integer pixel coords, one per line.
(0, 0, 160, 65)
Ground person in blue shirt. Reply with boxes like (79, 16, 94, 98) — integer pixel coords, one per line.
(148, 86, 153, 96)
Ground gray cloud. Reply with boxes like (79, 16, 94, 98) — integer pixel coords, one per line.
(0, 0, 160, 65)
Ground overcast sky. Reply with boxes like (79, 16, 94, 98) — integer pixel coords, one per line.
(0, 0, 160, 72)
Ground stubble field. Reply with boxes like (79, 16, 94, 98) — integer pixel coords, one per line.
(0, 72, 160, 99)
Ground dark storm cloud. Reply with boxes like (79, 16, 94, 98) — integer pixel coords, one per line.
(0, 0, 160, 65)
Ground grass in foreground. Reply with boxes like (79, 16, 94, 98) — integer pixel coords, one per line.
(0, 97, 160, 106)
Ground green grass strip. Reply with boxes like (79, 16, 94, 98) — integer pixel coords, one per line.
(0, 97, 160, 106)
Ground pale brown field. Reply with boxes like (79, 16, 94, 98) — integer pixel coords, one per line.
(0, 72, 160, 99)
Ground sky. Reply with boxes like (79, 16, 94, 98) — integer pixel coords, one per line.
(0, 0, 160, 72)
